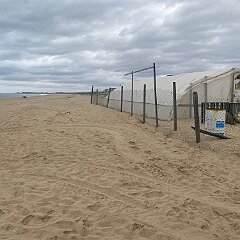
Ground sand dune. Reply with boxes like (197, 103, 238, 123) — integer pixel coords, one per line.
(0, 94, 239, 240)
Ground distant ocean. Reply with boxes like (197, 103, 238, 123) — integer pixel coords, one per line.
(0, 93, 42, 99)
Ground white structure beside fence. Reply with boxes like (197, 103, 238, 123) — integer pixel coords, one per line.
(108, 68, 240, 120)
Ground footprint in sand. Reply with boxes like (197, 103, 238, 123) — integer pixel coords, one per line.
(52, 220, 75, 230)
(128, 222, 157, 239)
(65, 209, 84, 219)
(0, 224, 15, 232)
(128, 141, 140, 150)
(21, 214, 52, 226)
(97, 217, 127, 228)
(0, 209, 4, 216)
(142, 191, 164, 199)
(87, 202, 102, 211)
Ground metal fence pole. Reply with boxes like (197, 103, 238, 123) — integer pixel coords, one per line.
(131, 71, 134, 116)
(189, 83, 193, 118)
(96, 89, 98, 105)
(90, 85, 94, 104)
(121, 85, 123, 112)
(143, 84, 146, 123)
(204, 78, 208, 103)
(107, 87, 111, 107)
(173, 82, 177, 131)
(193, 92, 201, 143)
(153, 63, 159, 127)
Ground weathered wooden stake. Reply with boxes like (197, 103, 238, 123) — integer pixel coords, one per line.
(173, 82, 177, 131)
(90, 85, 94, 104)
(96, 89, 98, 105)
(193, 92, 201, 143)
(121, 85, 123, 112)
(143, 84, 146, 123)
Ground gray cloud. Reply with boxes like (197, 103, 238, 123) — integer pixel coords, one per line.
(0, 0, 240, 92)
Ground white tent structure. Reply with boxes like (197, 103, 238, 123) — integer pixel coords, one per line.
(107, 68, 240, 120)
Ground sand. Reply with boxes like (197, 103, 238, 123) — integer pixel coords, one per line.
(0, 94, 239, 240)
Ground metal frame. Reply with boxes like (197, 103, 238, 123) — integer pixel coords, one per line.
(120, 85, 123, 112)
(124, 63, 159, 127)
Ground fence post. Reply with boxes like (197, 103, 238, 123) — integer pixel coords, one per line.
(96, 89, 98, 105)
(107, 87, 111, 107)
(204, 79, 208, 103)
(121, 85, 123, 112)
(201, 103, 204, 124)
(143, 84, 146, 123)
(131, 71, 134, 116)
(231, 73, 235, 102)
(173, 82, 177, 131)
(153, 63, 159, 127)
(189, 83, 193, 118)
(90, 85, 94, 104)
(193, 92, 201, 143)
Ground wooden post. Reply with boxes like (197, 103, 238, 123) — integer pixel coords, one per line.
(96, 89, 98, 105)
(193, 92, 201, 143)
(107, 87, 111, 107)
(173, 82, 177, 131)
(90, 85, 94, 104)
(143, 84, 146, 123)
(153, 63, 159, 127)
(121, 85, 123, 112)
(131, 71, 134, 116)
(201, 103, 204, 124)
(231, 73, 235, 102)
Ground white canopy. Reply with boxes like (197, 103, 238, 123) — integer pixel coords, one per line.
(108, 67, 239, 120)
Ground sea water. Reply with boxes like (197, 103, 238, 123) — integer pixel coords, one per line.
(0, 93, 41, 99)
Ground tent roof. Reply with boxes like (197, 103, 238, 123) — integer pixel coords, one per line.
(121, 67, 239, 96)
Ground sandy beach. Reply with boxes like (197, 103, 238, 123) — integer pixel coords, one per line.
(0, 94, 239, 240)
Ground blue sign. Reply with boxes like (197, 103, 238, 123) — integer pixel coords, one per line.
(216, 121, 225, 129)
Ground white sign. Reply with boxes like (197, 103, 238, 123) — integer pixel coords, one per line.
(205, 109, 226, 135)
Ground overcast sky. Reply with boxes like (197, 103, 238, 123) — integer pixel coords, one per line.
(0, 0, 239, 92)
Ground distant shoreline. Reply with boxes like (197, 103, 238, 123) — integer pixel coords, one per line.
(0, 92, 91, 99)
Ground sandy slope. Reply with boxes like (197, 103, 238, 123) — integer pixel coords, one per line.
(0, 94, 239, 240)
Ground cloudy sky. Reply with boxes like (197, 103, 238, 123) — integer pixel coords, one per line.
(0, 0, 240, 92)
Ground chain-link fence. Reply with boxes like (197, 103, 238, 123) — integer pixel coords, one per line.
(91, 85, 240, 155)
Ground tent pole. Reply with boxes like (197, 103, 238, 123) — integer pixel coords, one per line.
(189, 83, 193, 118)
(120, 85, 123, 112)
(107, 87, 111, 107)
(204, 76, 208, 103)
